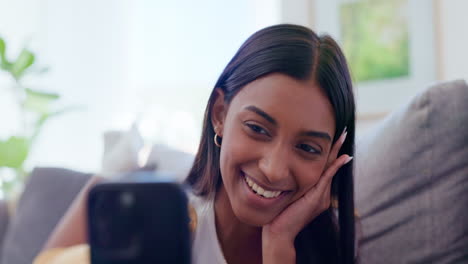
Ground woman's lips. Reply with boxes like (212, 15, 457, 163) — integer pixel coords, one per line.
(240, 171, 290, 200)
(245, 176, 282, 198)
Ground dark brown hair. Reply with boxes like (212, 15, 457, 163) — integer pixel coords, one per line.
(185, 24, 356, 264)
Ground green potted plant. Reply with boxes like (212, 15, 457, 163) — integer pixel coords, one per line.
(0, 37, 72, 198)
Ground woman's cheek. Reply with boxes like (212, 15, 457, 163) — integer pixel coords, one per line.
(220, 124, 255, 173)
(226, 125, 258, 158)
(294, 163, 326, 197)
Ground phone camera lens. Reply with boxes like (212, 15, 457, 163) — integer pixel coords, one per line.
(120, 191, 134, 208)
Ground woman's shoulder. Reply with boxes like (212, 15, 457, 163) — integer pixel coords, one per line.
(188, 193, 227, 264)
(188, 192, 211, 213)
(187, 192, 213, 232)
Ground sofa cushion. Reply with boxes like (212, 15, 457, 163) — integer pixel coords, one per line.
(0, 167, 92, 264)
(355, 80, 468, 263)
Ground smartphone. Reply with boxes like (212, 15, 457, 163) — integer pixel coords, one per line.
(87, 175, 191, 264)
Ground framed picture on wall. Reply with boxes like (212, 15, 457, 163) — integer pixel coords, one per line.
(340, 0, 410, 83)
(312, 0, 438, 116)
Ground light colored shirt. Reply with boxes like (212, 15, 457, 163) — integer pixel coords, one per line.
(190, 194, 227, 264)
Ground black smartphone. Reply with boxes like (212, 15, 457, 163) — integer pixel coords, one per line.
(87, 175, 191, 264)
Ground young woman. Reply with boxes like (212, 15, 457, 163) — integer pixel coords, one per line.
(37, 24, 356, 264)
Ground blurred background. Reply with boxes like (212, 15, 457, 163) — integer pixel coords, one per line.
(0, 0, 466, 196)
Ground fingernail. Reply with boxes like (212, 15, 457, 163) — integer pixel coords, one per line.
(344, 156, 353, 165)
(341, 131, 348, 144)
(343, 126, 348, 134)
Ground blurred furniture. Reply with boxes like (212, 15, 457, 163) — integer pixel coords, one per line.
(0, 80, 467, 264)
(0, 168, 92, 264)
(354, 79, 468, 263)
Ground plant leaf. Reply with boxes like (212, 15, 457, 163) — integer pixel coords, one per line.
(11, 48, 35, 79)
(0, 37, 11, 70)
(23, 88, 60, 114)
(0, 136, 29, 168)
(0, 38, 5, 59)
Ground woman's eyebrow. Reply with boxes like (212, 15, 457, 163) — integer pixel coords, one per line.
(244, 105, 331, 141)
(300, 131, 331, 141)
(245, 105, 277, 125)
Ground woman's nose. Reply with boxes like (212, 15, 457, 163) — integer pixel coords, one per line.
(258, 143, 291, 184)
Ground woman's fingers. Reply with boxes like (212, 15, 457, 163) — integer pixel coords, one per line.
(266, 155, 353, 240)
(326, 127, 348, 167)
(266, 129, 352, 239)
(323, 154, 352, 186)
(304, 154, 353, 209)
(279, 155, 351, 234)
(318, 127, 349, 197)
(303, 128, 352, 211)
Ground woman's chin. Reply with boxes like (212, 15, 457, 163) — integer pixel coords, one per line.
(232, 206, 277, 227)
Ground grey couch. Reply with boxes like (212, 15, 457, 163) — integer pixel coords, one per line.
(0, 168, 92, 264)
(0, 80, 467, 264)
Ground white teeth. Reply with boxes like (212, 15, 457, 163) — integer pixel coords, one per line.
(256, 186, 265, 195)
(243, 175, 282, 199)
(246, 177, 253, 187)
(252, 183, 259, 192)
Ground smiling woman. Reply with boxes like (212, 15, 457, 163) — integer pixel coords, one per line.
(36, 24, 356, 264)
(186, 24, 356, 264)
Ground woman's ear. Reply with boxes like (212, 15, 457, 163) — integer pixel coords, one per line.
(211, 88, 227, 137)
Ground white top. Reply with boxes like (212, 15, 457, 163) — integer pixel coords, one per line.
(190, 194, 228, 264)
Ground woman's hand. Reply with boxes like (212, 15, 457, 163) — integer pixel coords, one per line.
(262, 129, 352, 263)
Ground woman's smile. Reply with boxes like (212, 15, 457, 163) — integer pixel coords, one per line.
(239, 170, 291, 209)
(244, 175, 283, 198)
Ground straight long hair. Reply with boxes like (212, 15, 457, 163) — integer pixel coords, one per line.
(185, 24, 356, 264)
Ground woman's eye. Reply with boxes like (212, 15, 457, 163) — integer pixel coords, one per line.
(246, 123, 269, 136)
(297, 143, 320, 154)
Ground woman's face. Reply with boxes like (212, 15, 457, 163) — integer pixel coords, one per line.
(212, 73, 337, 226)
